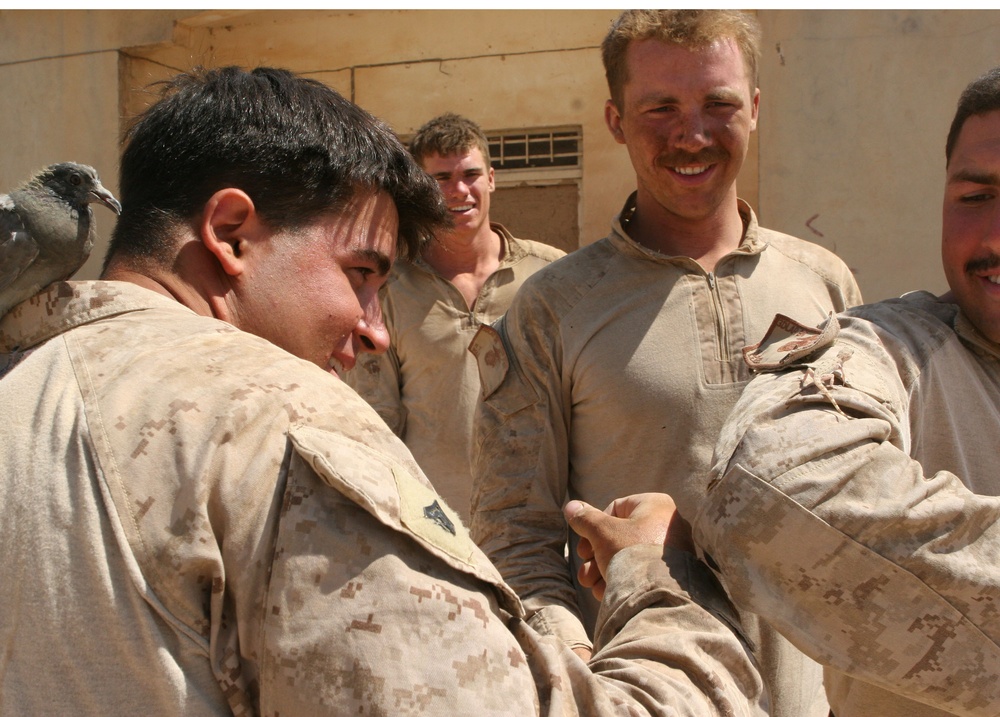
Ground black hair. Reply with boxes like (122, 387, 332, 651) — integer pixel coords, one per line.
(946, 66, 1000, 165)
(106, 66, 447, 266)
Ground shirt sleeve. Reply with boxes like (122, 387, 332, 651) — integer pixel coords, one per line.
(470, 291, 592, 651)
(513, 544, 768, 717)
(254, 418, 767, 717)
(840, 268, 864, 310)
(343, 339, 406, 438)
(693, 316, 1000, 716)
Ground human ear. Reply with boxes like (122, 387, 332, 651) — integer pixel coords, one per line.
(199, 188, 259, 277)
(749, 88, 760, 132)
(605, 99, 626, 145)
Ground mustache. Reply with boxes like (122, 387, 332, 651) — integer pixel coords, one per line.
(965, 253, 1000, 273)
(657, 148, 729, 168)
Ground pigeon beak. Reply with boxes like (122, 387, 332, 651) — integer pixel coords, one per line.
(90, 185, 122, 216)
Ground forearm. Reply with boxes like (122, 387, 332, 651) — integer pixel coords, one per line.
(471, 491, 590, 648)
(512, 544, 766, 717)
(698, 408, 1000, 715)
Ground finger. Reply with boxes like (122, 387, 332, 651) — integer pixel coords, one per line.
(564, 499, 604, 543)
(577, 557, 603, 589)
(576, 536, 595, 561)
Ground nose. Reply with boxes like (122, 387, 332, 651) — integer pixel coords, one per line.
(987, 203, 1000, 249)
(355, 298, 390, 355)
(672, 110, 711, 152)
(441, 178, 469, 199)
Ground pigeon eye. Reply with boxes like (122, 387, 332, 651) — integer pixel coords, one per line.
(69, 173, 82, 186)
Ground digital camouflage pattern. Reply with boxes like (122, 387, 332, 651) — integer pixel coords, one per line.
(0, 280, 766, 716)
(344, 224, 563, 522)
(471, 196, 863, 717)
(695, 291, 1000, 717)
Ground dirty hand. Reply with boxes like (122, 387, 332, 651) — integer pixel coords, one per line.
(564, 493, 693, 601)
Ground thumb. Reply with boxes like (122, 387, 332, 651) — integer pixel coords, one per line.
(564, 499, 602, 540)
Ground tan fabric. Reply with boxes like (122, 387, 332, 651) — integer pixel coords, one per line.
(472, 197, 863, 717)
(345, 224, 564, 522)
(0, 280, 766, 716)
(694, 291, 1000, 717)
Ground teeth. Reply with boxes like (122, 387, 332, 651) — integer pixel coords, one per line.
(328, 357, 344, 376)
(450, 204, 473, 212)
(989, 275, 1000, 285)
(674, 166, 708, 176)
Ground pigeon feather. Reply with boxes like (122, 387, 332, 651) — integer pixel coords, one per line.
(0, 162, 121, 317)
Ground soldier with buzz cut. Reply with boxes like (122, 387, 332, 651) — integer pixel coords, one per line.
(0, 65, 767, 716)
(345, 112, 564, 522)
(693, 65, 1000, 717)
(471, 9, 862, 717)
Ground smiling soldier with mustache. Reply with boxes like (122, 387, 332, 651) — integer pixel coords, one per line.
(471, 10, 862, 717)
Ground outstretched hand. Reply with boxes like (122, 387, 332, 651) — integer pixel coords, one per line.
(564, 493, 693, 601)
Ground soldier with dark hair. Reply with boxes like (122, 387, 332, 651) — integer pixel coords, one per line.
(0, 66, 765, 716)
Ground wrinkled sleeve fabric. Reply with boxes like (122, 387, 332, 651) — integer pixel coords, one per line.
(258, 416, 766, 716)
(471, 281, 592, 651)
(512, 544, 767, 717)
(694, 312, 1000, 716)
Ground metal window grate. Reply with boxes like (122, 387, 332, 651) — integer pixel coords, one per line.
(487, 128, 581, 171)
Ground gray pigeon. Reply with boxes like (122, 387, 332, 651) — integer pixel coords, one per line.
(0, 162, 122, 317)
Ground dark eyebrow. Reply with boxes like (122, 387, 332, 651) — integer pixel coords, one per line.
(353, 248, 392, 276)
(950, 169, 1000, 186)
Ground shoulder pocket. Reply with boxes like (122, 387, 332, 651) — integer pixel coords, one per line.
(743, 312, 839, 372)
(287, 420, 523, 612)
(469, 320, 538, 415)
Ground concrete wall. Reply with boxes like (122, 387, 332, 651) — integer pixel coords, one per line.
(0, 10, 192, 279)
(4, 10, 1000, 301)
(755, 10, 1000, 300)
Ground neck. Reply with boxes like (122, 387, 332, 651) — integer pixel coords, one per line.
(101, 240, 233, 322)
(422, 222, 503, 276)
(626, 190, 745, 272)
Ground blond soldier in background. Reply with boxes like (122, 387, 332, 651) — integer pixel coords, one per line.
(346, 113, 564, 522)
(0, 66, 766, 716)
(471, 10, 862, 717)
(693, 65, 1000, 717)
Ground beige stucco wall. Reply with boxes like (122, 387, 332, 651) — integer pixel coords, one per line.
(4, 10, 1000, 301)
(755, 10, 1000, 301)
(0, 10, 193, 279)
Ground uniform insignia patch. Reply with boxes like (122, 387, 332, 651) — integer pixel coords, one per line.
(743, 312, 840, 372)
(423, 500, 456, 536)
(468, 323, 509, 399)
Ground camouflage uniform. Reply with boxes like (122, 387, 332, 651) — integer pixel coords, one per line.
(346, 224, 564, 522)
(472, 196, 862, 717)
(0, 280, 766, 716)
(695, 291, 1000, 717)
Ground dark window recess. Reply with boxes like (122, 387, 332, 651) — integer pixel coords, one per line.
(487, 129, 581, 170)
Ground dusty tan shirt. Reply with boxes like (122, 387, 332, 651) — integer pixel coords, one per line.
(0, 280, 766, 717)
(345, 224, 564, 522)
(472, 198, 863, 717)
(694, 291, 1000, 717)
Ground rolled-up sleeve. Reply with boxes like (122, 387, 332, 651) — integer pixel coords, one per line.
(694, 314, 1000, 716)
